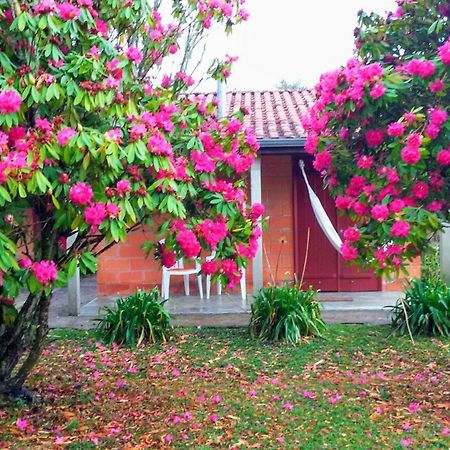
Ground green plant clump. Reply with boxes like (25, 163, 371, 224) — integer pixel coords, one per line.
(250, 284, 326, 343)
(391, 279, 450, 337)
(96, 289, 172, 347)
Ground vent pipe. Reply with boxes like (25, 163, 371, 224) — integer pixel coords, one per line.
(217, 80, 226, 119)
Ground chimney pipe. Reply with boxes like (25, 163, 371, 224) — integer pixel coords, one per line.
(217, 80, 226, 120)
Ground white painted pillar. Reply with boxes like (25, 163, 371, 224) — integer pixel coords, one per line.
(251, 157, 263, 294)
(440, 223, 450, 284)
(67, 231, 80, 316)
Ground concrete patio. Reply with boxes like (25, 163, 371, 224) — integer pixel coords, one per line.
(32, 276, 402, 329)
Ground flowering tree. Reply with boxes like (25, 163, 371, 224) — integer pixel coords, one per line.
(0, 0, 263, 396)
(304, 0, 449, 275)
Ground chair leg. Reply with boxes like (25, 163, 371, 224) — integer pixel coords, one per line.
(217, 276, 222, 296)
(197, 275, 203, 299)
(184, 274, 190, 296)
(163, 273, 170, 300)
(206, 275, 211, 299)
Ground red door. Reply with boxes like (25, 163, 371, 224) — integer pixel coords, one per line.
(294, 156, 380, 292)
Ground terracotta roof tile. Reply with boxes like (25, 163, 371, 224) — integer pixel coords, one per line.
(199, 89, 315, 140)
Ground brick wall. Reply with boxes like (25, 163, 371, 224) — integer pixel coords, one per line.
(260, 155, 295, 285)
(383, 257, 421, 291)
(97, 155, 295, 296)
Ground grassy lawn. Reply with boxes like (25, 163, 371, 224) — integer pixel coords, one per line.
(0, 325, 449, 449)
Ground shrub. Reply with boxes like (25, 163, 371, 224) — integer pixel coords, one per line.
(250, 285, 326, 343)
(390, 279, 450, 337)
(96, 289, 172, 347)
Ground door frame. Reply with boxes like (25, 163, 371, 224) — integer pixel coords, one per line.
(292, 155, 381, 292)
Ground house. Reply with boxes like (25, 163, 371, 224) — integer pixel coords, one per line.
(96, 90, 418, 296)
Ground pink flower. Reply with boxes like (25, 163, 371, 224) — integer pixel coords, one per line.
(208, 413, 218, 422)
(16, 418, 28, 431)
(343, 227, 360, 242)
(116, 179, 131, 196)
(357, 155, 374, 169)
(84, 202, 107, 231)
(201, 260, 216, 275)
(106, 203, 120, 218)
(390, 221, 410, 238)
(429, 108, 448, 126)
(212, 394, 222, 404)
(221, 259, 238, 277)
(176, 229, 201, 258)
(69, 182, 93, 205)
(365, 129, 384, 147)
(436, 149, 450, 166)
(387, 122, 405, 137)
(401, 146, 421, 165)
(442, 427, 450, 436)
(248, 390, 257, 397)
(125, 47, 143, 65)
(199, 219, 227, 249)
(313, 149, 332, 171)
(390, 199, 406, 213)
(412, 181, 429, 199)
(283, 402, 293, 410)
(341, 242, 358, 260)
(0, 90, 22, 114)
(304, 133, 319, 154)
(335, 196, 352, 210)
(303, 390, 315, 399)
(147, 132, 173, 156)
(164, 434, 173, 442)
(19, 256, 32, 269)
(328, 393, 342, 404)
(95, 18, 108, 36)
(429, 79, 444, 92)
(251, 203, 265, 220)
(404, 59, 435, 78)
(57, 2, 80, 20)
(400, 438, 413, 447)
(438, 39, 450, 65)
(369, 81, 386, 99)
(408, 402, 420, 414)
(56, 127, 76, 146)
(426, 123, 440, 139)
(160, 245, 176, 268)
(371, 204, 389, 222)
(31, 260, 58, 285)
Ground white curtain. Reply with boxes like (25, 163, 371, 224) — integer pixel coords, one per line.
(299, 160, 343, 254)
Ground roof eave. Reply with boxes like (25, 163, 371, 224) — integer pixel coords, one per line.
(258, 138, 305, 155)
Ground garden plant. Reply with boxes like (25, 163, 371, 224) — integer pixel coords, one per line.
(305, 0, 450, 275)
(96, 288, 172, 347)
(250, 284, 325, 344)
(0, 0, 262, 397)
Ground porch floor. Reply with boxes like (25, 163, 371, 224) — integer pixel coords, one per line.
(36, 276, 402, 328)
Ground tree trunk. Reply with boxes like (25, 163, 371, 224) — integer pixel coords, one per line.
(0, 290, 52, 398)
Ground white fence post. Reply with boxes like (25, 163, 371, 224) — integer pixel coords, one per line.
(67, 231, 80, 316)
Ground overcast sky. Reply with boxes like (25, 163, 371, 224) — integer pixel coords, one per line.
(197, 0, 397, 91)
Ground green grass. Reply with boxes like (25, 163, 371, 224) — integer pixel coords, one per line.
(1, 325, 449, 449)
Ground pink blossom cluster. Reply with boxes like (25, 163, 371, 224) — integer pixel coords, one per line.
(304, 19, 450, 271)
(31, 260, 58, 285)
(0, 90, 22, 114)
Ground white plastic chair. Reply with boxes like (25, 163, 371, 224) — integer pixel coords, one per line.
(205, 252, 246, 300)
(160, 240, 203, 300)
